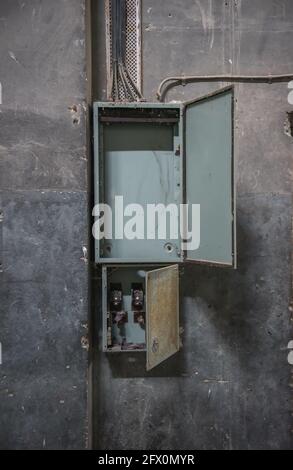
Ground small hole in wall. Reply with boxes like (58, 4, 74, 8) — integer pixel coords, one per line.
(287, 112, 293, 135)
(284, 111, 293, 137)
(68, 104, 78, 112)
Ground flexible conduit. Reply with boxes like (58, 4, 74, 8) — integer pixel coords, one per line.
(156, 74, 293, 102)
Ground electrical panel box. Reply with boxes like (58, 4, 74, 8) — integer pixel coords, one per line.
(94, 86, 235, 266)
(94, 86, 236, 369)
(102, 265, 179, 371)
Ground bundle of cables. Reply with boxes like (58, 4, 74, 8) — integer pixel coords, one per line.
(110, 0, 144, 101)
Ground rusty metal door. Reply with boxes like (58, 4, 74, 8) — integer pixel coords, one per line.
(146, 265, 179, 370)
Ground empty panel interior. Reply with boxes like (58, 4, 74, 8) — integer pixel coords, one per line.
(98, 106, 182, 262)
(103, 266, 152, 352)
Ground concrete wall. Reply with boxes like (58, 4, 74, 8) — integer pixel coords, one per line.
(92, 0, 293, 449)
(0, 0, 88, 449)
(0, 0, 292, 451)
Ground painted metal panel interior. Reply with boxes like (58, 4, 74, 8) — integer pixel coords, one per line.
(94, 104, 182, 263)
(102, 266, 149, 352)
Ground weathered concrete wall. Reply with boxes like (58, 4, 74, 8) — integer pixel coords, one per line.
(92, 0, 293, 449)
(0, 1, 88, 449)
(1, 0, 292, 451)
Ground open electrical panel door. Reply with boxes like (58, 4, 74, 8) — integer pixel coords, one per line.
(183, 86, 236, 267)
(146, 265, 179, 371)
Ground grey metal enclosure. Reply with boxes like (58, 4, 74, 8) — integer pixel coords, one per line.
(94, 86, 236, 267)
(94, 86, 236, 369)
